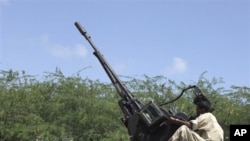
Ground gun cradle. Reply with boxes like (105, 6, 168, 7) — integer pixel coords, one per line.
(139, 102, 169, 132)
(126, 102, 178, 141)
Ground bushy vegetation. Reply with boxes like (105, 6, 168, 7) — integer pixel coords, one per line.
(0, 69, 249, 141)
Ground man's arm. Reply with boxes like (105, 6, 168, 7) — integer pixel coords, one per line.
(169, 117, 192, 128)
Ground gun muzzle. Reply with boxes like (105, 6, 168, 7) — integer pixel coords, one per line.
(74, 22, 91, 40)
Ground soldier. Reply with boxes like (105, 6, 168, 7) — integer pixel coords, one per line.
(168, 94, 224, 141)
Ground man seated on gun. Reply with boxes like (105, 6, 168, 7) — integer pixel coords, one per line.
(168, 94, 224, 141)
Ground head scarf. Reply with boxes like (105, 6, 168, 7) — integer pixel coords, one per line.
(193, 94, 214, 112)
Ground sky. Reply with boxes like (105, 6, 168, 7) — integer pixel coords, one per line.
(0, 0, 249, 89)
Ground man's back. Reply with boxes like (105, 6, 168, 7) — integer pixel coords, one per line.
(191, 113, 224, 141)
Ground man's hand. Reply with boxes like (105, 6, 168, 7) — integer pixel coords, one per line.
(169, 116, 175, 122)
(169, 116, 191, 128)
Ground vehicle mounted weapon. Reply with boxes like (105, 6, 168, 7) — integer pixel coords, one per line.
(74, 22, 202, 141)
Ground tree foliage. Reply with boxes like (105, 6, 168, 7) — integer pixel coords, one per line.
(0, 69, 249, 140)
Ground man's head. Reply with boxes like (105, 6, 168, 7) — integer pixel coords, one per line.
(193, 94, 214, 115)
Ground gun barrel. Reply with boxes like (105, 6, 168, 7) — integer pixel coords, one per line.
(74, 22, 99, 53)
(74, 21, 137, 99)
(74, 22, 144, 127)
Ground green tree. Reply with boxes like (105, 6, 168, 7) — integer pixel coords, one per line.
(0, 69, 249, 140)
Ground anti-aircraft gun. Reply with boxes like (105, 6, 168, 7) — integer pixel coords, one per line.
(74, 22, 204, 141)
